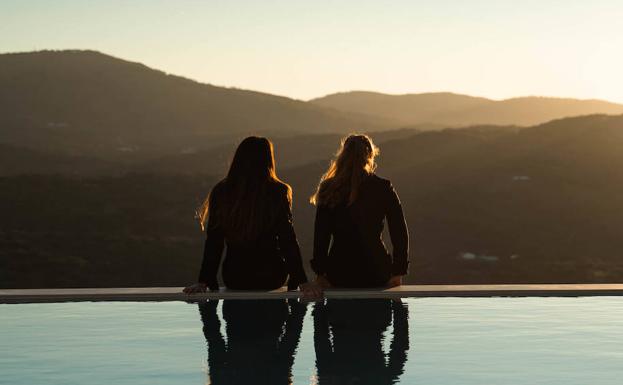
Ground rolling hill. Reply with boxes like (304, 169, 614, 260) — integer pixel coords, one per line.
(137, 128, 421, 176)
(0, 144, 119, 176)
(0, 50, 396, 161)
(311, 91, 623, 127)
(2, 114, 623, 287)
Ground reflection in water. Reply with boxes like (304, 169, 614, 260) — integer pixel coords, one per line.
(198, 299, 409, 385)
(313, 299, 410, 385)
(198, 299, 307, 385)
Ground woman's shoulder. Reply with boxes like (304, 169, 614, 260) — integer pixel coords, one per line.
(212, 179, 227, 192)
(364, 174, 398, 201)
(270, 180, 291, 195)
(267, 180, 292, 206)
(209, 179, 228, 200)
(366, 173, 393, 189)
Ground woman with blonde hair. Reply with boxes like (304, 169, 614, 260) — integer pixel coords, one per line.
(310, 134, 409, 288)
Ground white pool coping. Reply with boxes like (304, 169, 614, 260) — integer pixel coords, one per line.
(2, 284, 623, 303)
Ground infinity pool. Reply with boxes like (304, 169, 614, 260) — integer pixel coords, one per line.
(2, 297, 623, 384)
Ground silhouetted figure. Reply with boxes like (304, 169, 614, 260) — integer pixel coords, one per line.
(310, 134, 409, 288)
(313, 299, 410, 385)
(185, 137, 314, 294)
(198, 299, 307, 385)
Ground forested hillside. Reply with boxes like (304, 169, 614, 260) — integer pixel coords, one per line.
(2, 114, 623, 288)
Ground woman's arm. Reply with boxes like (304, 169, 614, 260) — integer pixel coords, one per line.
(386, 181, 409, 276)
(310, 205, 331, 277)
(276, 191, 308, 290)
(196, 188, 225, 291)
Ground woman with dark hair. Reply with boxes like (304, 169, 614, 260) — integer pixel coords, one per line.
(310, 134, 409, 288)
(184, 136, 318, 295)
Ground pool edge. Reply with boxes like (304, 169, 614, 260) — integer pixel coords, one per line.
(3, 284, 623, 303)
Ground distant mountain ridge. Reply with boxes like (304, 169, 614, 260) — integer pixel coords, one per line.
(311, 91, 623, 127)
(0, 50, 395, 161)
(3, 49, 623, 165)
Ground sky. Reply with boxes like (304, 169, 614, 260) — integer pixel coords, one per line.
(1, 0, 623, 102)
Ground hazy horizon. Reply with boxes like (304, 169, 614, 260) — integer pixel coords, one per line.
(2, 0, 622, 103)
(3, 48, 623, 107)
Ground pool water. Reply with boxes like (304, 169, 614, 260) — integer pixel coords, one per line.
(2, 297, 623, 384)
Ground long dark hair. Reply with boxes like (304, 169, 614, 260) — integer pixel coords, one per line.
(197, 136, 291, 241)
(310, 134, 379, 208)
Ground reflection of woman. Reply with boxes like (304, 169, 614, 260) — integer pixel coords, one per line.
(313, 299, 409, 385)
(198, 299, 307, 385)
(310, 134, 409, 288)
(185, 136, 318, 296)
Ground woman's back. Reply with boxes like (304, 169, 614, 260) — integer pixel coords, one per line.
(199, 179, 307, 290)
(209, 179, 288, 246)
(312, 174, 409, 287)
(185, 136, 309, 294)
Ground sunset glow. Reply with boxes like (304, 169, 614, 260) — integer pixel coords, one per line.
(2, 0, 622, 102)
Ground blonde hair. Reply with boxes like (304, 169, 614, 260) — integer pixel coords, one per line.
(310, 134, 379, 207)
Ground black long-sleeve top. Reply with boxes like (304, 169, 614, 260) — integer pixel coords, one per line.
(198, 181, 308, 291)
(311, 174, 409, 287)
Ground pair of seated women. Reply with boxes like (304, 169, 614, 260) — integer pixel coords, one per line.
(183, 134, 409, 296)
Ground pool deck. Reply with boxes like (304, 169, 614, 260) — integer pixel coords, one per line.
(3, 284, 623, 303)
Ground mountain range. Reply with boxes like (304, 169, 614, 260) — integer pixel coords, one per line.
(0, 50, 392, 161)
(311, 91, 623, 127)
(3, 50, 623, 165)
(2, 49, 623, 288)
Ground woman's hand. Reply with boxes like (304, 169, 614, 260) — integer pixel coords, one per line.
(299, 282, 324, 301)
(183, 282, 207, 294)
(387, 275, 403, 288)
